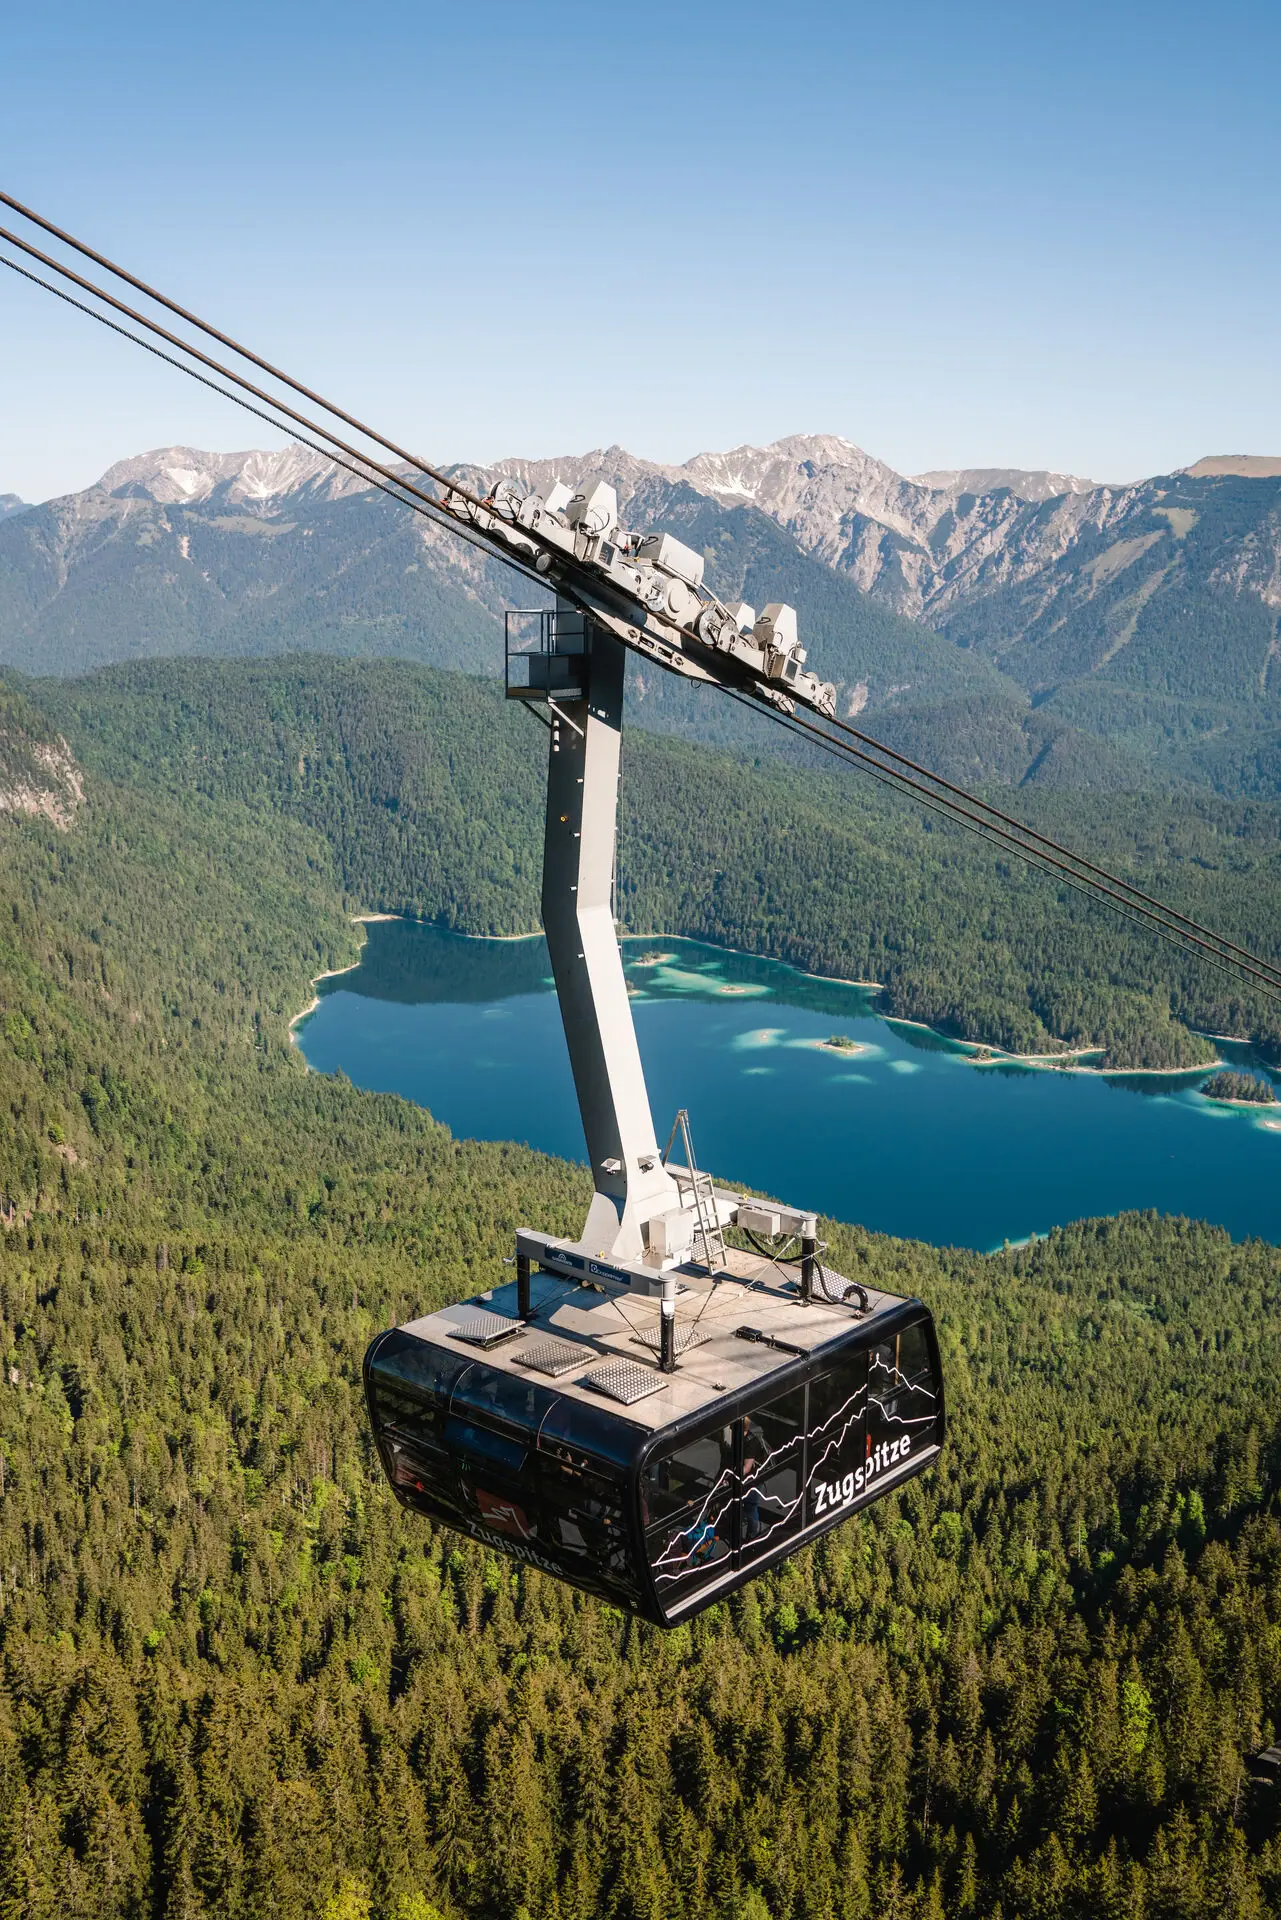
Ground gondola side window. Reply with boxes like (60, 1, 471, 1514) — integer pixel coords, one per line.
(868, 1319, 940, 1459)
(804, 1353, 868, 1527)
(449, 1364, 558, 1439)
(643, 1426, 735, 1597)
(739, 1387, 807, 1561)
(368, 1335, 474, 1448)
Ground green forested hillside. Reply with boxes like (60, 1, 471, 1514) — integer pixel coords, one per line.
(29, 655, 1281, 1068)
(0, 482, 507, 680)
(0, 662, 1279, 1918)
(937, 475, 1281, 707)
(8, 457, 1281, 798)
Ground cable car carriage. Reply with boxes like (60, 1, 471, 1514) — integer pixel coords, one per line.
(366, 1219, 944, 1626)
(364, 545, 946, 1623)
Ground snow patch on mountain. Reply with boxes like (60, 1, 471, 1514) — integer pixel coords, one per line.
(96, 445, 374, 508)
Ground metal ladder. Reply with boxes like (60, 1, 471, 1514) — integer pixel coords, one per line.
(661, 1108, 726, 1272)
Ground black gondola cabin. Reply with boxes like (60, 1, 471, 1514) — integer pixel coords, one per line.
(366, 1244, 943, 1626)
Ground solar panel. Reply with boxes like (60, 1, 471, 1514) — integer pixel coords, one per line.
(583, 1360, 668, 1406)
(512, 1336, 590, 1379)
(446, 1309, 526, 1349)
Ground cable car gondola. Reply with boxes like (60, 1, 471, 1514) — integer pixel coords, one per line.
(365, 1240, 943, 1625)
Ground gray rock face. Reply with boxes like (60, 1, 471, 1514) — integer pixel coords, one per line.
(911, 468, 1100, 502)
(96, 444, 374, 507)
(475, 439, 1281, 711)
(7, 435, 1281, 756)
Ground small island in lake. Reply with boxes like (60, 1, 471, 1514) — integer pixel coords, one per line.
(821, 1033, 864, 1054)
(1200, 1070, 1277, 1106)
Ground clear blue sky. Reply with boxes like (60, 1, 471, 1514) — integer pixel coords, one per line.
(2, 0, 1279, 501)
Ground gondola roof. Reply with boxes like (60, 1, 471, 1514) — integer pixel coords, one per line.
(397, 1247, 913, 1435)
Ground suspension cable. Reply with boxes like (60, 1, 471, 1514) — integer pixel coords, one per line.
(0, 187, 493, 518)
(0, 222, 501, 547)
(0, 254, 547, 592)
(782, 711, 1281, 998)
(722, 690, 1281, 1005)
(821, 708, 1280, 980)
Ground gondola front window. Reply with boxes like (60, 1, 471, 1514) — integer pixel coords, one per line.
(368, 1333, 474, 1450)
(868, 1319, 941, 1462)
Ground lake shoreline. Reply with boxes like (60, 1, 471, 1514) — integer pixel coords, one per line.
(286, 912, 1239, 1080)
(294, 921, 1281, 1249)
(966, 1048, 1226, 1080)
(289, 914, 390, 1049)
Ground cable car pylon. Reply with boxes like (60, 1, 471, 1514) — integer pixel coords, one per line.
(6, 189, 1280, 1622)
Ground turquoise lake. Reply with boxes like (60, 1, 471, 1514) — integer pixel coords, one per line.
(295, 921, 1281, 1252)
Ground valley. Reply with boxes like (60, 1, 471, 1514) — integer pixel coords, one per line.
(0, 657, 1278, 1915)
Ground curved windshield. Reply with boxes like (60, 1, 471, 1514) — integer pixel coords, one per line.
(367, 1332, 474, 1445)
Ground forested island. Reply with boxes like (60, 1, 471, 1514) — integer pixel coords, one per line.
(0, 656, 1279, 1916)
(1201, 1071, 1278, 1106)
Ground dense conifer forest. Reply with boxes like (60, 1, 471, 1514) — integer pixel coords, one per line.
(0, 655, 1279, 1917)
(28, 656, 1281, 1068)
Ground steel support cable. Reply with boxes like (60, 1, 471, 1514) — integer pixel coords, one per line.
(821, 709, 1279, 981)
(722, 691, 1256, 971)
(0, 251, 548, 595)
(773, 703, 1281, 999)
(0, 195, 918, 728)
(0, 192, 836, 676)
(0, 188, 497, 520)
(0, 223, 558, 586)
(778, 710, 1281, 1005)
(723, 690, 1281, 1007)
(0, 224, 746, 715)
(0, 212, 638, 620)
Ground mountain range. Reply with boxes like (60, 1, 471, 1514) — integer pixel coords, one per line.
(1, 435, 1279, 793)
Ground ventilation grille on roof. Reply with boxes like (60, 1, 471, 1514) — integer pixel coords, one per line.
(446, 1309, 526, 1349)
(512, 1336, 589, 1379)
(631, 1323, 710, 1357)
(583, 1360, 668, 1406)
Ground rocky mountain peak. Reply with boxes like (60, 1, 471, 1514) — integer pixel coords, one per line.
(681, 433, 894, 501)
(95, 444, 373, 508)
(911, 467, 1100, 502)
